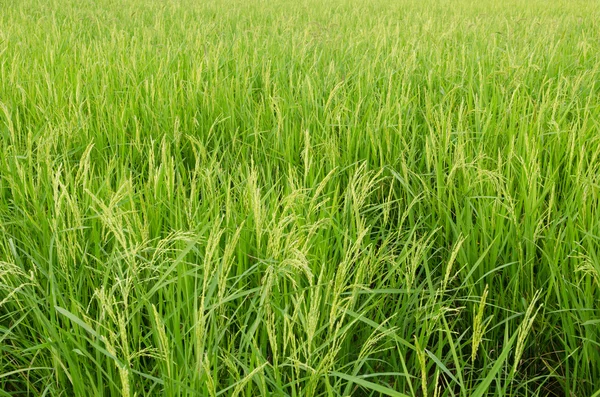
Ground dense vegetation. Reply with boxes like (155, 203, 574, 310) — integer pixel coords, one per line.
(1, 0, 599, 395)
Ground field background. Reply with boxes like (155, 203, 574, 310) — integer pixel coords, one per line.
(1, 0, 600, 395)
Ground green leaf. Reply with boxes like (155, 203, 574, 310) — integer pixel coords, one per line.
(330, 371, 411, 397)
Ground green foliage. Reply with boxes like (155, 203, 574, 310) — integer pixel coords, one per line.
(1, 0, 599, 395)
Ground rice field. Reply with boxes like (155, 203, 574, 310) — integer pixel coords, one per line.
(1, 0, 600, 395)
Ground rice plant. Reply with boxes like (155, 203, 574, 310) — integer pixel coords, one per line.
(1, 0, 599, 395)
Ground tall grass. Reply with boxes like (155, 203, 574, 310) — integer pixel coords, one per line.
(1, 0, 599, 395)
